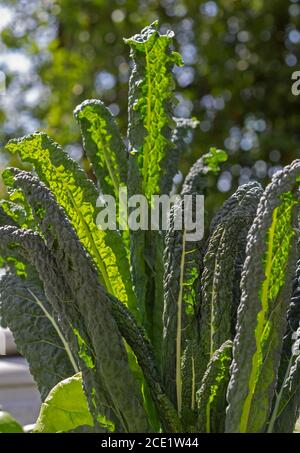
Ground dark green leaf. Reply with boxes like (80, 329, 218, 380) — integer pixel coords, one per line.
(197, 341, 232, 433)
(0, 271, 78, 400)
(226, 160, 300, 432)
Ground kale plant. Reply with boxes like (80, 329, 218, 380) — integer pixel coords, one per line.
(0, 22, 300, 433)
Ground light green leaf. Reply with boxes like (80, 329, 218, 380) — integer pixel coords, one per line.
(0, 411, 23, 433)
(34, 373, 94, 433)
(125, 20, 182, 199)
(5, 133, 137, 315)
(74, 99, 127, 199)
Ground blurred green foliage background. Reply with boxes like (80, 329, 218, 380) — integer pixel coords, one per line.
(0, 0, 299, 205)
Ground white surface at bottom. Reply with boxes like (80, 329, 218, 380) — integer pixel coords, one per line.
(0, 356, 41, 425)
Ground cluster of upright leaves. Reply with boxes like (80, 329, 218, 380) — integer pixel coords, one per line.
(0, 22, 194, 433)
(123, 21, 198, 365)
(5, 133, 137, 314)
(1, 21, 300, 434)
(226, 162, 300, 433)
(0, 170, 150, 432)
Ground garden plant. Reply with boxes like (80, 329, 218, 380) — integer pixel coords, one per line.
(0, 22, 300, 433)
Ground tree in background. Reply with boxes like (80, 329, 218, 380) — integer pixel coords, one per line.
(0, 0, 300, 202)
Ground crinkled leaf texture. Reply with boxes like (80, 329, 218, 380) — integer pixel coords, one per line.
(226, 160, 300, 433)
(0, 169, 150, 432)
(268, 259, 300, 432)
(125, 20, 182, 199)
(74, 99, 128, 199)
(11, 167, 179, 432)
(197, 341, 232, 433)
(0, 204, 17, 227)
(162, 196, 203, 418)
(125, 21, 186, 339)
(0, 271, 78, 400)
(34, 373, 95, 433)
(162, 150, 229, 423)
(269, 354, 300, 433)
(5, 133, 137, 315)
(109, 292, 182, 432)
(199, 182, 263, 380)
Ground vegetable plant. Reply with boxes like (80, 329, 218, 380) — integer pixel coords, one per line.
(0, 21, 300, 433)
